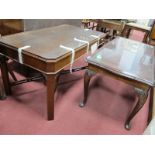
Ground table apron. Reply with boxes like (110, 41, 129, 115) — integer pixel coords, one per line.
(88, 64, 150, 90)
(0, 46, 87, 74)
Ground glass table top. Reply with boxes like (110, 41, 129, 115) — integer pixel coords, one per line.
(86, 37, 155, 86)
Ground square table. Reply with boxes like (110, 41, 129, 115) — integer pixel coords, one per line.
(81, 37, 155, 130)
(0, 24, 105, 120)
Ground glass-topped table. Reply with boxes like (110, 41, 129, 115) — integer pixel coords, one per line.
(81, 37, 155, 130)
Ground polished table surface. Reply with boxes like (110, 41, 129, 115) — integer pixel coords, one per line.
(83, 37, 155, 129)
(0, 24, 105, 61)
(87, 37, 155, 86)
(0, 24, 105, 74)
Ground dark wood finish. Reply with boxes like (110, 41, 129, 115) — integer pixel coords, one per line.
(0, 43, 87, 74)
(0, 25, 105, 73)
(11, 75, 44, 86)
(0, 24, 105, 120)
(147, 88, 153, 124)
(0, 56, 17, 92)
(7, 64, 17, 81)
(0, 55, 11, 95)
(81, 19, 90, 29)
(92, 64, 149, 88)
(122, 22, 151, 43)
(152, 88, 155, 119)
(0, 19, 23, 36)
(81, 19, 98, 30)
(125, 87, 150, 130)
(79, 69, 94, 107)
(46, 74, 56, 120)
(21, 47, 87, 74)
(0, 19, 22, 89)
(82, 65, 150, 130)
(97, 20, 125, 33)
(96, 20, 125, 38)
(0, 77, 6, 100)
(150, 21, 155, 39)
(149, 87, 155, 123)
(81, 37, 155, 130)
(92, 19, 126, 43)
(87, 37, 155, 86)
(148, 39, 155, 46)
(148, 21, 155, 46)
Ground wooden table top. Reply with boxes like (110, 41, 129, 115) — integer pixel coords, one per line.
(86, 37, 155, 86)
(0, 24, 105, 60)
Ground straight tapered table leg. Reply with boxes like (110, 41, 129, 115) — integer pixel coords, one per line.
(80, 69, 94, 107)
(0, 55, 11, 95)
(148, 87, 154, 124)
(0, 77, 6, 100)
(46, 74, 56, 120)
(151, 87, 155, 118)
